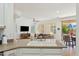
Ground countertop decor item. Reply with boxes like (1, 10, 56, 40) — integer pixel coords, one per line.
(2, 35, 7, 44)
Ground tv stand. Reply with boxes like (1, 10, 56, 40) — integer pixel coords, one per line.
(20, 33, 30, 39)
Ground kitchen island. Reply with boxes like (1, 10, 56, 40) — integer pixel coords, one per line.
(0, 39, 67, 56)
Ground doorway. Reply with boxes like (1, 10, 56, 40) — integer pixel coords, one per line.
(62, 20, 76, 47)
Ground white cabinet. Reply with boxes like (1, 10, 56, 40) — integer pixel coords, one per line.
(16, 48, 40, 56)
(0, 3, 4, 25)
(3, 50, 16, 56)
(2, 48, 63, 56)
(41, 49, 62, 56)
(16, 48, 62, 56)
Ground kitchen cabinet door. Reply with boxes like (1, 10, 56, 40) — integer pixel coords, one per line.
(40, 49, 62, 56)
(16, 48, 41, 56)
(3, 50, 16, 56)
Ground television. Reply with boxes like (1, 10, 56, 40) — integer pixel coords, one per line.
(20, 26, 29, 32)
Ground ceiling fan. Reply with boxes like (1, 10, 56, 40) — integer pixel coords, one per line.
(33, 18, 39, 22)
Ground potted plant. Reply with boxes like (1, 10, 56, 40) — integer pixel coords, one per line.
(62, 25, 69, 34)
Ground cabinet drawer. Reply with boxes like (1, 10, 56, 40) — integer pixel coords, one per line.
(41, 49, 62, 55)
(41, 49, 62, 53)
(22, 48, 40, 53)
(16, 48, 41, 56)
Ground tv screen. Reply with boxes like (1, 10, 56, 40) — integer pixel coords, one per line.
(20, 26, 29, 32)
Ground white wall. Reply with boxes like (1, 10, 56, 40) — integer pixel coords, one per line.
(54, 19, 62, 41)
(0, 3, 4, 25)
(76, 4, 79, 55)
(4, 3, 16, 40)
(16, 16, 33, 38)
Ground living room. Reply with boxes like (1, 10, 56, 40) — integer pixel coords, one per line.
(0, 3, 77, 56)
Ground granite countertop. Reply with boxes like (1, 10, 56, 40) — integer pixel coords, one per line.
(0, 39, 67, 52)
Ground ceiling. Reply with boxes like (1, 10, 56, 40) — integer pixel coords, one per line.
(14, 3, 76, 20)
